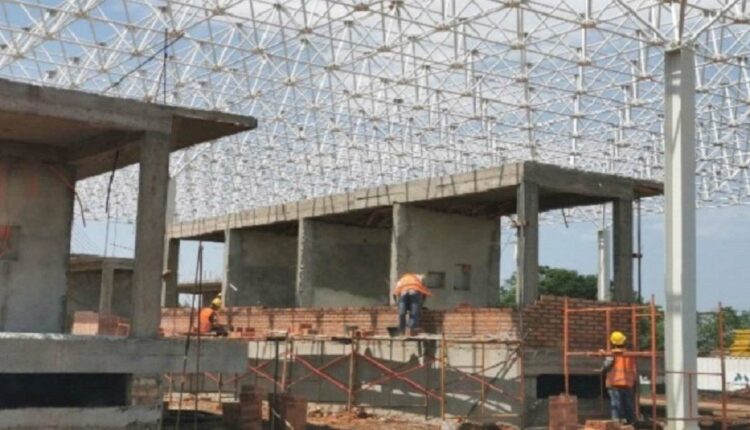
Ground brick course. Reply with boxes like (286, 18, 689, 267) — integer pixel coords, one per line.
(161, 295, 635, 351)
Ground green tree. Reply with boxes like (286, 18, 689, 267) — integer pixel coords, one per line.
(697, 307, 750, 356)
(499, 266, 598, 306)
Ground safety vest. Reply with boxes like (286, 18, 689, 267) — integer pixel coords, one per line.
(606, 349, 637, 388)
(393, 273, 432, 297)
(198, 308, 215, 333)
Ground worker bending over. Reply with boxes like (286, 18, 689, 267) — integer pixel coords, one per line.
(393, 273, 432, 334)
(600, 331, 637, 425)
(198, 295, 228, 337)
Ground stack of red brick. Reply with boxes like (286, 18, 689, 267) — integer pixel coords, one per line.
(222, 385, 263, 430)
(548, 394, 578, 430)
(161, 296, 633, 351)
(71, 311, 130, 336)
(269, 393, 307, 430)
(583, 420, 634, 430)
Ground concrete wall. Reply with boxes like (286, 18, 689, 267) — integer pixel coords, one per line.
(225, 229, 297, 307)
(0, 159, 74, 333)
(66, 270, 133, 330)
(391, 204, 501, 309)
(298, 219, 390, 307)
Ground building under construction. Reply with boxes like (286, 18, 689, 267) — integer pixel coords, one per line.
(1, 0, 750, 429)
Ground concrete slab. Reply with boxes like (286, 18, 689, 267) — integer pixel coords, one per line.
(0, 77, 257, 179)
(0, 333, 247, 373)
(168, 161, 662, 241)
(0, 406, 160, 429)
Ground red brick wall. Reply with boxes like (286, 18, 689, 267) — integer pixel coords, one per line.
(161, 296, 633, 352)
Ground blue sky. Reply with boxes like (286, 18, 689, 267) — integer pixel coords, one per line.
(71, 204, 750, 311)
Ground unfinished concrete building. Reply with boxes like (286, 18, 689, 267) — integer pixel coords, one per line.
(160, 162, 663, 426)
(0, 78, 255, 429)
(165, 161, 662, 309)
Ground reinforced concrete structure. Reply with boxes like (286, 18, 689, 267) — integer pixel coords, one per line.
(165, 162, 662, 309)
(66, 254, 134, 330)
(0, 78, 255, 429)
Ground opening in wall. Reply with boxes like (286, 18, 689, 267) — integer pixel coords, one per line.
(536, 374, 603, 399)
(0, 374, 128, 408)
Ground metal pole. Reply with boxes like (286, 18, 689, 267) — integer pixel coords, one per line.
(563, 297, 570, 395)
(718, 304, 728, 430)
(441, 335, 447, 420)
(650, 296, 658, 430)
(272, 339, 279, 430)
(636, 198, 643, 303)
(664, 45, 699, 430)
(347, 338, 356, 410)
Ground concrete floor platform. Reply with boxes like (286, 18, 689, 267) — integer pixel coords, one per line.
(0, 333, 248, 373)
(0, 406, 161, 430)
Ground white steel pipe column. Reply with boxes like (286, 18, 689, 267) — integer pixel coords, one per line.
(664, 46, 699, 430)
(597, 228, 611, 301)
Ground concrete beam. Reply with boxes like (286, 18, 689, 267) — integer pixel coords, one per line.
(131, 132, 170, 338)
(523, 161, 635, 200)
(612, 199, 634, 302)
(664, 46, 699, 430)
(516, 181, 539, 307)
(0, 333, 247, 373)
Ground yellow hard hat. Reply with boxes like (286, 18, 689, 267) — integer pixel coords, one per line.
(210, 297, 222, 308)
(610, 331, 626, 346)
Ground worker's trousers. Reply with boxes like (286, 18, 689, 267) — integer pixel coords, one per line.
(608, 387, 636, 424)
(398, 291, 423, 332)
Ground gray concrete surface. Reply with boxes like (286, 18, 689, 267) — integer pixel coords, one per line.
(298, 219, 391, 307)
(391, 204, 501, 308)
(0, 406, 161, 429)
(66, 268, 133, 329)
(0, 160, 74, 333)
(131, 132, 170, 338)
(516, 181, 539, 306)
(225, 229, 297, 307)
(0, 333, 248, 373)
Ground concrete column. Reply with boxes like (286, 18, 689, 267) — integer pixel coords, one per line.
(98, 264, 115, 315)
(296, 219, 314, 307)
(664, 46, 698, 430)
(516, 181, 539, 307)
(597, 228, 611, 301)
(161, 238, 179, 308)
(612, 199, 633, 302)
(131, 131, 171, 338)
(221, 228, 242, 307)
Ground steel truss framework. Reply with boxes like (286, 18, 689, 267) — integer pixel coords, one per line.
(0, 0, 749, 223)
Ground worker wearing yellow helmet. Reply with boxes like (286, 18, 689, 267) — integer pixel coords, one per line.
(198, 294, 228, 337)
(600, 331, 637, 425)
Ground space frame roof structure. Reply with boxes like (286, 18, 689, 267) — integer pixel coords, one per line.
(0, 0, 747, 223)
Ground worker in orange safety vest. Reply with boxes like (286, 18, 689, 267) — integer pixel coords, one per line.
(392, 273, 432, 334)
(600, 331, 638, 424)
(198, 295, 228, 336)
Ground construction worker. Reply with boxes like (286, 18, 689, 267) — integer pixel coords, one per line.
(198, 295, 228, 337)
(393, 273, 432, 334)
(600, 331, 637, 424)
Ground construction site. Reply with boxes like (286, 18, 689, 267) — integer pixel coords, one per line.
(1, 0, 750, 429)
